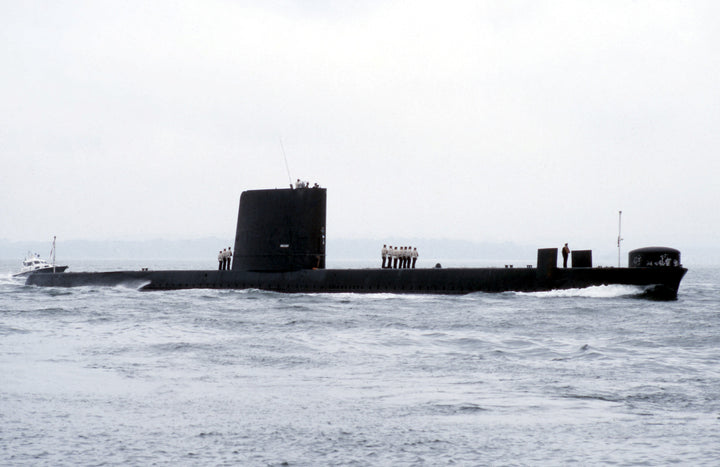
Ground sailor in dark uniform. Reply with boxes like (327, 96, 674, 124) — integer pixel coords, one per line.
(562, 243, 570, 268)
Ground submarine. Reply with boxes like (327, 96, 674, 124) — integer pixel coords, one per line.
(26, 186, 687, 299)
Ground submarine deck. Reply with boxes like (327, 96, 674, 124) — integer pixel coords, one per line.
(25, 266, 687, 298)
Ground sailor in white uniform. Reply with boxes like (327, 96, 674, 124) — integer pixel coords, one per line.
(381, 244, 388, 268)
(218, 250, 223, 270)
(412, 247, 418, 268)
(226, 247, 232, 270)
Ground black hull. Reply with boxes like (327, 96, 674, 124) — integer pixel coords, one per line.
(25, 266, 687, 299)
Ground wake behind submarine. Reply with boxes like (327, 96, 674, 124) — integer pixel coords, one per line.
(26, 186, 687, 299)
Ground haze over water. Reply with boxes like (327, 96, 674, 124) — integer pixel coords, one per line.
(2, 260, 719, 465)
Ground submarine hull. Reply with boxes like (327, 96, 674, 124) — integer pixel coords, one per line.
(24, 187, 688, 300)
(25, 266, 687, 299)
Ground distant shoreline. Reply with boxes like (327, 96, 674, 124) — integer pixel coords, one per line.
(1, 237, 717, 266)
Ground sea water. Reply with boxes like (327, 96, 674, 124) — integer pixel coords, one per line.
(1, 260, 719, 466)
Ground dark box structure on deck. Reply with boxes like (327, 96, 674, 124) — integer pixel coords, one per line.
(572, 250, 592, 268)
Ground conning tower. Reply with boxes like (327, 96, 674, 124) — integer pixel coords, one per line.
(232, 187, 326, 272)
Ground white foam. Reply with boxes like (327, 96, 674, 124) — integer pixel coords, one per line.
(115, 280, 152, 291)
(519, 284, 646, 299)
(0, 273, 25, 286)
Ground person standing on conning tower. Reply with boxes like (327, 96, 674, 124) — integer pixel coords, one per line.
(562, 243, 570, 268)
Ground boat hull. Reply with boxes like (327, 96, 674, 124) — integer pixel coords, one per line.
(13, 265, 69, 277)
(25, 266, 687, 299)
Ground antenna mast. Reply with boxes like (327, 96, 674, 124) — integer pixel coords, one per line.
(617, 211, 623, 267)
(52, 236, 56, 273)
(279, 137, 293, 188)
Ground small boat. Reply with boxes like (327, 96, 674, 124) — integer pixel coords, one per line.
(13, 236, 68, 277)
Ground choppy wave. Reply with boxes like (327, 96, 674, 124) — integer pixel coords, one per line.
(0, 272, 24, 285)
(0, 264, 718, 465)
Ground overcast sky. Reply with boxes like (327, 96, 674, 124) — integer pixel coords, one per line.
(2, 1, 718, 257)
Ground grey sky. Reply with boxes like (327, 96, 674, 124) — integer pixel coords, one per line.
(2, 1, 718, 257)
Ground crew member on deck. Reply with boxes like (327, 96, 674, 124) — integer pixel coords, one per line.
(393, 247, 399, 269)
(412, 247, 418, 268)
(562, 243, 570, 268)
(226, 247, 233, 270)
(218, 250, 223, 270)
(381, 244, 388, 268)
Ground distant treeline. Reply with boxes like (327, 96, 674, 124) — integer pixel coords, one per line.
(1, 238, 716, 265)
(1, 237, 534, 262)
(0, 238, 227, 261)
